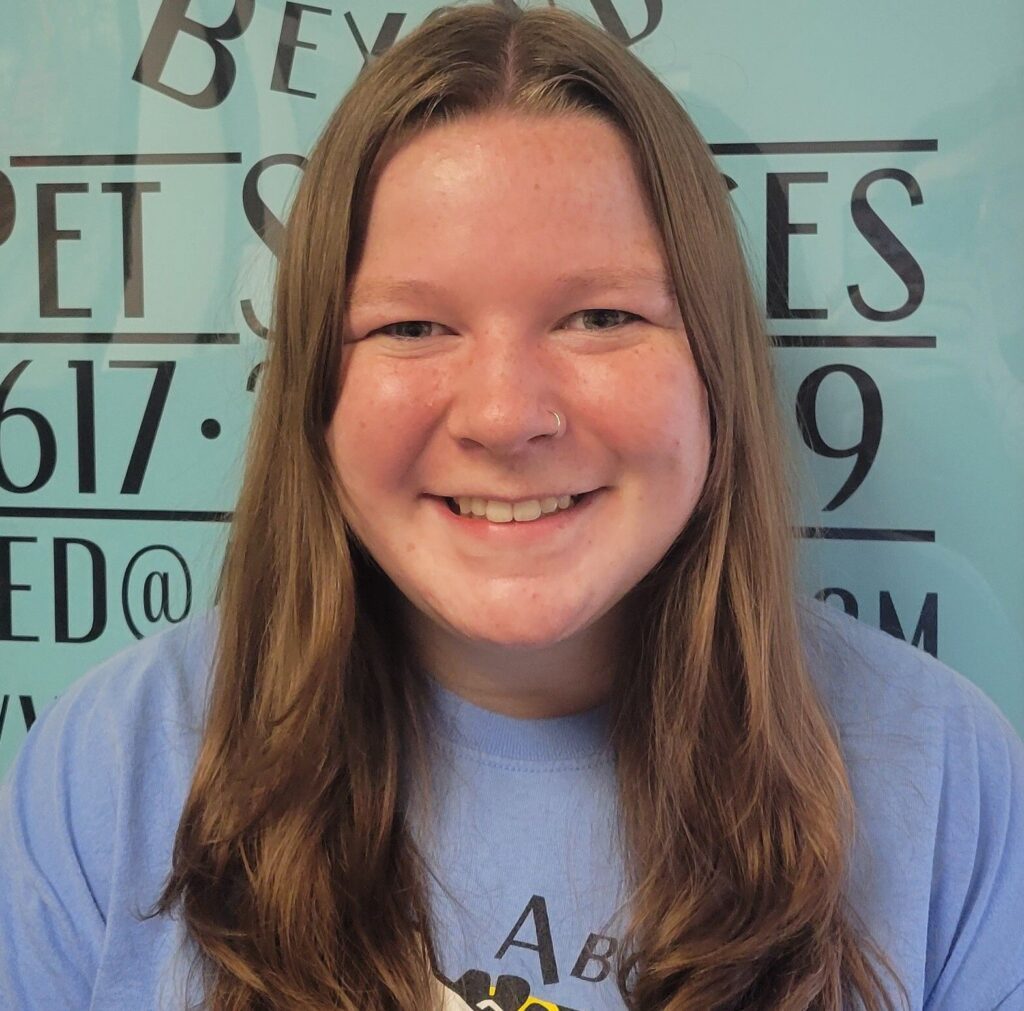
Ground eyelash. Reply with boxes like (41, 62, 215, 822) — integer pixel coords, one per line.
(369, 309, 642, 342)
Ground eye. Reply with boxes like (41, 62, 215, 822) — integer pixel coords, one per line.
(563, 309, 642, 331)
(366, 309, 642, 342)
(369, 320, 448, 341)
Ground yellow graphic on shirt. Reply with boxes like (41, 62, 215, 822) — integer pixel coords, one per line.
(430, 894, 608, 1010)
(435, 969, 579, 1011)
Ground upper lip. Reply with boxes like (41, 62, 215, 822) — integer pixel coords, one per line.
(432, 489, 597, 501)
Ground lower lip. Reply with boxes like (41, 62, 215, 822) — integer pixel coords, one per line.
(427, 490, 603, 542)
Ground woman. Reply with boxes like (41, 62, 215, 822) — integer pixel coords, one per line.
(1, 5, 1022, 1010)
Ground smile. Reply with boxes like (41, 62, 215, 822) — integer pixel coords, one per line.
(445, 494, 584, 523)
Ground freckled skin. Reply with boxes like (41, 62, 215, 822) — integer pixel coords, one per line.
(326, 112, 711, 716)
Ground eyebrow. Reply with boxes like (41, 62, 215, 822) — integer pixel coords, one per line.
(347, 266, 676, 306)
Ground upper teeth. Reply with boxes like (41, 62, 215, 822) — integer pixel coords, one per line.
(453, 495, 576, 523)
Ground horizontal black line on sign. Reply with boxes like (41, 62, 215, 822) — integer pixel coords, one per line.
(0, 332, 240, 345)
(798, 527, 935, 542)
(710, 139, 938, 156)
(10, 152, 242, 167)
(8, 143, 937, 166)
(773, 335, 937, 348)
(0, 507, 232, 522)
(1, 511, 934, 540)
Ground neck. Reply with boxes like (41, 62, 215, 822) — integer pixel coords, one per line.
(403, 600, 630, 719)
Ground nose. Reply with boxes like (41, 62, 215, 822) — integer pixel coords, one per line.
(445, 331, 563, 456)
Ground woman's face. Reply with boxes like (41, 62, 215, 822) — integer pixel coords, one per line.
(328, 112, 710, 659)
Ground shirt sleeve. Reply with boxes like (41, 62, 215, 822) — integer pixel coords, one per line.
(0, 678, 114, 1009)
(924, 677, 1024, 1010)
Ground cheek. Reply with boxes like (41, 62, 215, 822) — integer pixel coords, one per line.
(592, 346, 711, 485)
(327, 350, 443, 494)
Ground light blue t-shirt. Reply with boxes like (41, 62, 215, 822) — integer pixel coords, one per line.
(1, 600, 1022, 1010)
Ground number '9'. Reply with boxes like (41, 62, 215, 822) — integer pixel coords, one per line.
(795, 364, 883, 511)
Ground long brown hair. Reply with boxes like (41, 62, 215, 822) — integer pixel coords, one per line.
(147, 5, 905, 1008)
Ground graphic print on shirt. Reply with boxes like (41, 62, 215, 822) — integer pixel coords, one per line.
(431, 894, 621, 1011)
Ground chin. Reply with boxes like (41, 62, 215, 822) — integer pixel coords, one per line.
(448, 611, 591, 649)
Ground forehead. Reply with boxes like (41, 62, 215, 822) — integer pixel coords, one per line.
(349, 112, 669, 293)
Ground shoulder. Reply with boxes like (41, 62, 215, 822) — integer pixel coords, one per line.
(797, 594, 1019, 754)
(796, 593, 1023, 848)
(10, 606, 220, 851)
(0, 609, 220, 1007)
(797, 597, 1024, 1007)
(39, 607, 219, 742)
(1, 609, 219, 916)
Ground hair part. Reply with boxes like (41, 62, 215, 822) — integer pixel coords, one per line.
(146, 5, 906, 1009)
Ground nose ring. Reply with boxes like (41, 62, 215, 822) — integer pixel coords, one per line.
(549, 410, 564, 438)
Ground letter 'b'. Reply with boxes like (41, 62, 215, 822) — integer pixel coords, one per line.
(132, 0, 256, 109)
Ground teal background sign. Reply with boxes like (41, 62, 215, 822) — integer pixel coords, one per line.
(2, 0, 1022, 774)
